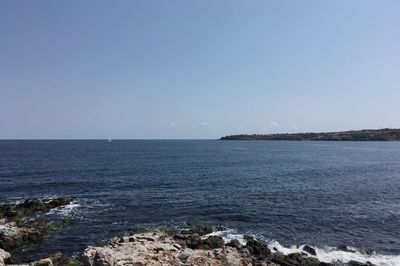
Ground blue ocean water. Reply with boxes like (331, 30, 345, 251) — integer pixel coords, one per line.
(1, 140, 400, 261)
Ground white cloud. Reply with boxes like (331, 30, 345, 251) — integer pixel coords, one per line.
(268, 122, 280, 128)
(170, 122, 176, 127)
(200, 121, 208, 126)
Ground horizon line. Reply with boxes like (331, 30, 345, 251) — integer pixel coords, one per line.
(2, 128, 399, 141)
(0, 138, 217, 141)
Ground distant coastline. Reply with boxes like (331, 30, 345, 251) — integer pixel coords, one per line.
(220, 128, 400, 141)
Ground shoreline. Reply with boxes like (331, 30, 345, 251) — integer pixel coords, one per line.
(220, 128, 400, 141)
(0, 198, 397, 266)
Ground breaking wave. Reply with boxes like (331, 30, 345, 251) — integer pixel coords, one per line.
(207, 229, 400, 266)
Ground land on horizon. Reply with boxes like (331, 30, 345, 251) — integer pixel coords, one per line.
(220, 128, 400, 141)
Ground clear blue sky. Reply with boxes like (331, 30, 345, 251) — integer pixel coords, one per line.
(1, 1, 399, 139)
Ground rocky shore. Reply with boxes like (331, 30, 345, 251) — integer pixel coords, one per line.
(0, 197, 75, 265)
(81, 228, 375, 266)
(0, 198, 377, 266)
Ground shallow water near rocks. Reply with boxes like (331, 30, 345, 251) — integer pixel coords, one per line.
(1, 140, 400, 264)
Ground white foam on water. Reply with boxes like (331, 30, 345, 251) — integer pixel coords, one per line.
(47, 201, 81, 216)
(204, 228, 253, 246)
(207, 229, 400, 266)
(268, 241, 400, 266)
(2, 198, 24, 205)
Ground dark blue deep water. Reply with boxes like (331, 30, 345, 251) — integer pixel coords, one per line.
(1, 140, 400, 259)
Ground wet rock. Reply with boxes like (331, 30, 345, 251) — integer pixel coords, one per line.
(0, 198, 74, 261)
(184, 235, 224, 250)
(0, 198, 72, 222)
(348, 261, 376, 266)
(181, 225, 213, 236)
(21, 198, 71, 213)
(15, 199, 46, 213)
(303, 244, 317, 255)
(319, 262, 334, 266)
(272, 251, 285, 260)
(1, 218, 72, 251)
(227, 239, 241, 248)
(204, 236, 224, 249)
(245, 239, 271, 260)
(45, 198, 72, 209)
(244, 235, 254, 242)
(184, 235, 203, 249)
(272, 252, 320, 266)
(360, 248, 374, 255)
(337, 245, 356, 253)
(306, 257, 321, 265)
(215, 225, 227, 231)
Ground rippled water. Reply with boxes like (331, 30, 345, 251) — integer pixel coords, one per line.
(1, 140, 400, 263)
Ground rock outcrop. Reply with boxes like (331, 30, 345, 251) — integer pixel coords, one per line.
(0, 198, 72, 222)
(81, 230, 337, 266)
(303, 245, 317, 256)
(82, 230, 252, 266)
(0, 198, 73, 264)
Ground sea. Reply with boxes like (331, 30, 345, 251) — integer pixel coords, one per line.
(1, 140, 400, 265)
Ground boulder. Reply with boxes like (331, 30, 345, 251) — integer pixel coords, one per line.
(348, 261, 376, 266)
(181, 225, 213, 236)
(15, 199, 46, 213)
(245, 239, 271, 260)
(29, 258, 53, 266)
(244, 235, 254, 242)
(337, 245, 355, 253)
(303, 245, 317, 255)
(227, 239, 242, 249)
(319, 262, 334, 266)
(272, 252, 320, 266)
(15, 198, 72, 215)
(0, 197, 72, 223)
(82, 248, 117, 266)
(203, 236, 224, 249)
(93, 250, 116, 266)
(45, 198, 72, 209)
(360, 248, 374, 255)
(184, 235, 224, 250)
